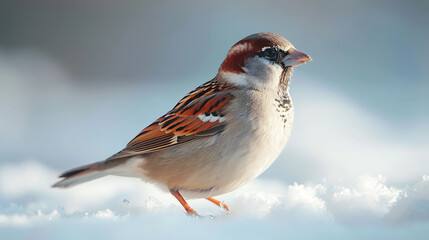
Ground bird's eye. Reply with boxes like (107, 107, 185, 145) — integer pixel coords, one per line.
(258, 47, 278, 62)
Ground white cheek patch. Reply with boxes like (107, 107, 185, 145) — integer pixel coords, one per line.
(198, 113, 226, 123)
(258, 57, 272, 65)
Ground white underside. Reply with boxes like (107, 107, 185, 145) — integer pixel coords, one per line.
(181, 107, 294, 198)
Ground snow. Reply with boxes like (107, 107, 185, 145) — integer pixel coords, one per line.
(1, 161, 429, 239)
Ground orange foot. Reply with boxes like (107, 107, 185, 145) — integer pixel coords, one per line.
(206, 197, 229, 211)
(170, 190, 199, 216)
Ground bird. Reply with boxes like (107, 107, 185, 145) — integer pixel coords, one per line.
(52, 32, 311, 215)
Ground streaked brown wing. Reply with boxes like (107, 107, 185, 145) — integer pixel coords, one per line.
(106, 80, 237, 161)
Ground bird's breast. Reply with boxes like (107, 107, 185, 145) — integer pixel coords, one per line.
(193, 90, 294, 196)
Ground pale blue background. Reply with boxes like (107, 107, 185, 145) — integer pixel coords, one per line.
(1, 0, 428, 239)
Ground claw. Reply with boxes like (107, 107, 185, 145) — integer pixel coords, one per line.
(206, 197, 229, 211)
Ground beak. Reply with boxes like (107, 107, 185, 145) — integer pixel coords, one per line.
(282, 48, 312, 67)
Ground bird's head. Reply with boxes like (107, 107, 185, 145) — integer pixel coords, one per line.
(218, 32, 311, 90)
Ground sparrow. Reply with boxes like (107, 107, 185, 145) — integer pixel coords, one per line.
(53, 32, 311, 215)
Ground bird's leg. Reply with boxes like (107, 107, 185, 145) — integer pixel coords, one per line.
(206, 197, 229, 211)
(170, 190, 198, 216)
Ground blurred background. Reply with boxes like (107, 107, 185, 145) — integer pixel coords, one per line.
(0, 0, 429, 235)
(1, 0, 428, 182)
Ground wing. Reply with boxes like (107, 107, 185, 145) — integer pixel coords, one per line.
(107, 80, 237, 161)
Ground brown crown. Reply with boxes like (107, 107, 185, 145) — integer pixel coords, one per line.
(220, 38, 275, 74)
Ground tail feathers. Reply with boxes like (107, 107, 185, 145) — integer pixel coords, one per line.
(52, 161, 106, 188)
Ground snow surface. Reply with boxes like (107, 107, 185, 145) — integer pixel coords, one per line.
(1, 161, 429, 239)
